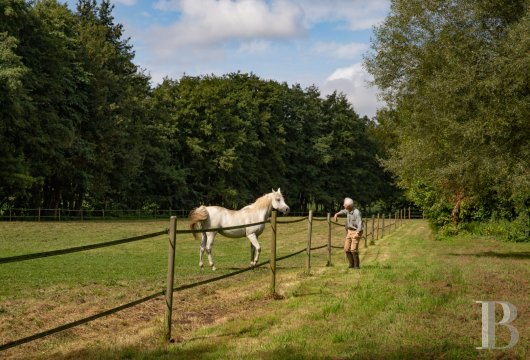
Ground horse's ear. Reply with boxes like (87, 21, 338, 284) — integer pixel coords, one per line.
(272, 188, 275, 193)
(277, 188, 281, 193)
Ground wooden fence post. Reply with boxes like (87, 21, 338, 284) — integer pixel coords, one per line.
(363, 219, 368, 248)
(381, 213, 385, 238)
(270, 211, 277, 296)
(306, 210, 312, 274)
(408, 207, 411, 221)
(326, 213, 332, 266)
(376, 213, 380, 240)
(38, 208, 41, 222)
(394, 211, 397, 231)
(164, 216, 177, 341)
(371, 215, 375, 245)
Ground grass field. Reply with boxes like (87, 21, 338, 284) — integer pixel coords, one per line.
(0, 219, 529, 359)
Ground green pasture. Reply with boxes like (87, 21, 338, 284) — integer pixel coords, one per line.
(0, 217, 326, 300)
(1, 219, 529, 359)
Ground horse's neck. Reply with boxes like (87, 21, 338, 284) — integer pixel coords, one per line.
(250, 194, 273, 220)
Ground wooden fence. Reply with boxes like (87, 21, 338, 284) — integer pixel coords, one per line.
(0, 208, 412, 351)
(0, 207, 424, 222)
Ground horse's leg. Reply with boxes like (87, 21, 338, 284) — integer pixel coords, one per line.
(250, 243, 256, 263)
(206, 232, 217, 271)
(247, 233, 261, 266)
(199, 232, 207, 268)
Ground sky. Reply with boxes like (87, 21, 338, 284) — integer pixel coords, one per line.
(68, 0, 390, 118)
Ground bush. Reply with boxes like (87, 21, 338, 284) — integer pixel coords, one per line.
(434, 216, 528, 242)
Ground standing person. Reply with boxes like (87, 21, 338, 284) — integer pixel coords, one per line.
(333, 197, 363, 269)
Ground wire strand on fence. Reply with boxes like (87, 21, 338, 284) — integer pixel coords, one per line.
(0, 246, 308, 352)
(275, 217, 308, 224)
(311, 217, 327, 222)
(174, 220, 269, 234)
(0, 230, 168, 265)
(0, 289, 165, 351)
(0, 220, 273, 265)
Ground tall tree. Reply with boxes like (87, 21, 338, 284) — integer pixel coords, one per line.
(73, 0, 150, 208)
(0, 0, 32, 207)
(365, 0, 530, 225)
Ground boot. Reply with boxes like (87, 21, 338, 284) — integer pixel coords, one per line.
(345, 251, 354, 268)
(353, 251, 360, 269)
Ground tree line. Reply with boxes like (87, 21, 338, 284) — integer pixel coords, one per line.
(0, 0, 399, 214)
(365, 0, 529, 240)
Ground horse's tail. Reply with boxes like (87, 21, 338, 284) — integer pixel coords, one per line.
(189, 206, 209, 240)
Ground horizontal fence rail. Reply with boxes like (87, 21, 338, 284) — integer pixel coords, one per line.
(0, 208, 316, 221)
(174, 220, 269, 234)
(275, 217, 309, 224)
(0, 230, 168, 265)
(1, 208, 423, 222)
(0, 290, 165, 351)
(1, 207, 413, 353)
(0, 245, 309, 352)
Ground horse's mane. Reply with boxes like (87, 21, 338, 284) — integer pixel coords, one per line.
(249, 193, 273, 210)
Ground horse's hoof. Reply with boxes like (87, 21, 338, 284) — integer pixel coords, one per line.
(199, 262, 203, 268)
(212, 266, 217, 271)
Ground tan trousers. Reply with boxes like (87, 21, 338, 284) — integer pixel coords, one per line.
(344, 229, 362, 252)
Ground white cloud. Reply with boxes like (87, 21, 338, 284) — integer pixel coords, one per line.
(323, 63, 383, 118)
(313, 41, 368, 60)
(148, 0, 303, 58)
(299, 0, 389, 30)
(238, 40, 271, 54)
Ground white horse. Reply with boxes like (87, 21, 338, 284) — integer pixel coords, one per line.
(189, 188, 290, 271)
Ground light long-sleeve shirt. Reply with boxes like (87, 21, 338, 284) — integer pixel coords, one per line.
(337, 209, 363, 232)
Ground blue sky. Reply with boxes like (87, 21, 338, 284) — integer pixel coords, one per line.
(68, 0, 390, 117)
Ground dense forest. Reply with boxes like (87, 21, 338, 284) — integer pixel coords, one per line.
(1, 0, 527, 240)
(0, 0, 398, 214)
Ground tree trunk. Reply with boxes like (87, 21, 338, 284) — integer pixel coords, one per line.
(451, 192, 464, 226)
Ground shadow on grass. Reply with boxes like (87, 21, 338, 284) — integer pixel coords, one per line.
(448, 251, 530, 259)
(45, 340, 484, 360)
(49, 342, 214, 360)
(50, 343, 327, 360)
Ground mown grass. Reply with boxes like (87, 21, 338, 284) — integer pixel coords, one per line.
(0, 217, 323, 299)
(1, 219, 529, 359)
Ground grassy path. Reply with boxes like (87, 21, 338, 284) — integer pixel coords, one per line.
(1, 220, 529, 359)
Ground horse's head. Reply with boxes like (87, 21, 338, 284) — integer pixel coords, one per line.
(271, 188, 290, 215)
